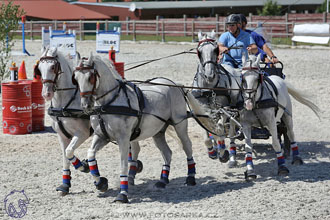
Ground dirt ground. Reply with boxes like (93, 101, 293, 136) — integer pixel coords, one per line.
(1, 40, 330, 220)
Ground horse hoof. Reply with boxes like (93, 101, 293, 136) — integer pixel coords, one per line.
(278, 165, 289, 176)
(136, 160, 143, 173)
(114, 193, 129, 203)
(154, 181, 167, 189)
(56, 184, 70, 196)
(292, 156, 303, 165)
(244, 170, 257, 181)
(228, 160, 238, 168)
(81, 159, 90, 173)
(208, 149, 218, 160)
(185, 176, 196, 186)
(95, 177, 108, 192)
(219, 150, 229, 163)
(128, 176, 135, 186)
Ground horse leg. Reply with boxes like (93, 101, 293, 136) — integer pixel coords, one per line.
(173, 122, 196, 186)
(242, 124, 257, 180)
(114, 137, 131, 203)
(128, 142, 141, 186)
(87, 135, 109, 193)
(65, 135, 90, 173)
(56, 136, 71, 196)
(152, 131, 172, 189)
(282, 114, 303, 165)
(205, 132, 218, 159)
(268, 119, 290, 176)
(228, 121, 238, 168)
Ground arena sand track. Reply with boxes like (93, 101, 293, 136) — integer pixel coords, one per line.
(1, 40, 330, 220)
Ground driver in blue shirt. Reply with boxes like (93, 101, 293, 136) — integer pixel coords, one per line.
(218, 14, 258, 68)
(238, 14, 279, 64)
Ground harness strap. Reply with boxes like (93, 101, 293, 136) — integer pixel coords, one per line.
(63, 88, 79, 110)
(48, 107, 90, 119)
(56, 117, 72, 140)
(98, 115, 110, 142)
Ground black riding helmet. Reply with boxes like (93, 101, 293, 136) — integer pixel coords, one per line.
(238, 14, 247, 24)
(225, 14, 241, 25)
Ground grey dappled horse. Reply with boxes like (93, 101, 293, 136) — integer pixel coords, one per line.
(192, 31, 242, 167)
(35, 47, 91, 195)
(240, 54, 320, 179)
(72, 54, 196, 203)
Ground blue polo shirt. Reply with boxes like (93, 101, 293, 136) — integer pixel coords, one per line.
(245, 29, 267, 61)
(219, 29, 255, 68)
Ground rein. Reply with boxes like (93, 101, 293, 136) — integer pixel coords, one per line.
(128, 79, 249, 92)
(124, 49, 196, 72)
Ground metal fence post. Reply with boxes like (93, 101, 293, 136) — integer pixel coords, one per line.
(133, 20, 136, 41)
(156, 16, 159, 36)
(191, 20, 195, 42)
(285, 13, 289, 39)
(79, 20, 82, 41)
(161, 20, 165, 42)
(183, 14, 187, 37)
(216, 14, 219, 35)
(54, 20, 57, 30)
(105, 20, 108, 31)
(126, 17, 130, 36)
(30, 20, 33, 40)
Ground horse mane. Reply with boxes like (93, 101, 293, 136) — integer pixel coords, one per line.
(90, 55, 122, 81)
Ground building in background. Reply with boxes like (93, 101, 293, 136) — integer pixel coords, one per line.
(71, 0, 325, 20)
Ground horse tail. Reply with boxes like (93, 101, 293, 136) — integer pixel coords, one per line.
(285, 81, 321, 119)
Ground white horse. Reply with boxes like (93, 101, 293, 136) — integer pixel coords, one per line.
(192, 31, 242, 167)
(240, 54, 320, 179)
(72, 54, 196, 203)
(35, 47, 91, 195)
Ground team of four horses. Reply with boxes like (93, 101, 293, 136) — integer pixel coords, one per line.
(35, 31, 319, 203)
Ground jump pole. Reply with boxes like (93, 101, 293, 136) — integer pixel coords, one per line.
(20, 16, 31, 56)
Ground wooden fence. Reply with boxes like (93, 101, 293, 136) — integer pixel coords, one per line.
(15, 13, 330, 42)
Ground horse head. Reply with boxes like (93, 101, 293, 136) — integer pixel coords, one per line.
(197, 30, 219, 85)
(36, 46, 65, 101)
(73, 52, 100, 112)
(241, 54, 263, 110)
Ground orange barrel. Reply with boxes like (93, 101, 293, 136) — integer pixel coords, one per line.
(2, 82, 32, 135)
(19, 80, 45, 131)
(114, 62, 124, 78)
(31, 80, 45, 131)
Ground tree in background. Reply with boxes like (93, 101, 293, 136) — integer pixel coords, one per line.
(0, 1, 25, 82)
(316, 0, 327, 13)
(257, 0, 283, 16)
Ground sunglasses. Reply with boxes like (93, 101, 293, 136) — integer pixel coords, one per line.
(227, 24, 236, 27)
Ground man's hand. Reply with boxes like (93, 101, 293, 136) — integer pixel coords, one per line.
(220, 46, 229, 54)
(271, 56, 279, 64)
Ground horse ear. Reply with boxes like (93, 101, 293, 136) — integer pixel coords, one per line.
(198, 30, 203, 41)
(41, 45, 49, 57)
(242, 52, 247, 67)
(88, 52, 94, 65)
(210, 30, 216, 39)
(256, 54, 261, 67)
(75, 52, 81, 66)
